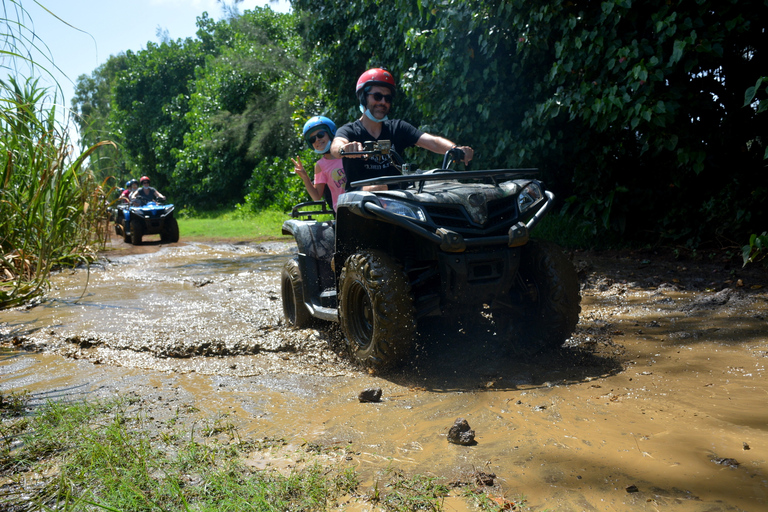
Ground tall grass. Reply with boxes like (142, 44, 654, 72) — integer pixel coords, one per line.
(0, 1, 113, 309)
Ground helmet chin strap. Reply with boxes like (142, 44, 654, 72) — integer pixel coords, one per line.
(360, 104, 387, 123)
(314, 140, 332, 154)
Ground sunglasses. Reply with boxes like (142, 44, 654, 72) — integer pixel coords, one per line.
(370, 92, 393, 103)
(307, 131, 328, 144)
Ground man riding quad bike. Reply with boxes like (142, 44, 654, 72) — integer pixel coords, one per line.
(281, 141, 581, 370)
(112, 176, 179, 245)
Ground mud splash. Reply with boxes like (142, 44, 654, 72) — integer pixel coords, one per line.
(2, 240, 767, 511)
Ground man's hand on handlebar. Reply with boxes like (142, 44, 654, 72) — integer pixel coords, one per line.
(452, 146, 474, 166)
(339, 141, 365, 158)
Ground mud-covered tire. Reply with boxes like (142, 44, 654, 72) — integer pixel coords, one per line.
(501, 239, 581, 354)
(281, 257, 313, 328)
(161, 217, 180, 243)
(339, 250, 416, 370)
(130, 220, 143, 245)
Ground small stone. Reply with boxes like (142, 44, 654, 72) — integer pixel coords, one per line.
(743, 442, 750, 450)
(447, 418, 476, 445)
(474, 471, 495, 486)
(358, 388, 382, 403)
(626, 484, 639, 493)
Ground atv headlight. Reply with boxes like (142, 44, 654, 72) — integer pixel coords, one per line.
(378, 198, 427, 222)
(518, 182, 544, 214)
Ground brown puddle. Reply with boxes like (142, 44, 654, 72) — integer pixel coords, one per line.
(2, 240, 767, 511)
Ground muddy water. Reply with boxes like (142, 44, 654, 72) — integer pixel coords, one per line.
(2, 241, 767, 511)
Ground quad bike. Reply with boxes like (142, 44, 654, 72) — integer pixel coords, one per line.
(112, 198, 179, 245)
(281, 141, 581, 370)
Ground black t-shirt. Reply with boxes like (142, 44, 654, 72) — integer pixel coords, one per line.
(336, 119, 423, 190)
(134, 187, 158, 204)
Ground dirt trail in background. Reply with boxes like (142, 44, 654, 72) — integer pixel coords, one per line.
(1, 234, 767, 511)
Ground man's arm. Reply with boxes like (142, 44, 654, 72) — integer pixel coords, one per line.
(415, 133, 453, 154)
(416, 133, 474, 165)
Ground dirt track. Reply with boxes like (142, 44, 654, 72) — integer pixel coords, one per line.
(1, 235, 767, 511)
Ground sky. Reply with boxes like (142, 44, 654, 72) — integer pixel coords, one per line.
(22, 0, 291, 113)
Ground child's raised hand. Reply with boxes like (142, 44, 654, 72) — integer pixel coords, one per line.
(291, 156, 308, 179)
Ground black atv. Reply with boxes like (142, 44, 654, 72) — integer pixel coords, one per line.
(281, 141, 580, 370)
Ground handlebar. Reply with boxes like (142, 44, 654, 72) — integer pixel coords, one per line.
(340, 140, 407, 171)
(340, 139, 394, 156)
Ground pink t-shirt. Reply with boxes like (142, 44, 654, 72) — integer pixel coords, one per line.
(314, 157, 346, 210)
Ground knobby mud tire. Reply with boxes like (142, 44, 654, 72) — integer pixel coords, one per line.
(281, 257, 313, 328)
(502, 239, 581, 355)
(339, 250, 416, 371)
(162, 217, 180, 243)
(130, 220, 143, 245)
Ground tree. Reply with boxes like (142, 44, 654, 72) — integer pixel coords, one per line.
(173, 7, 306, 208)
(108, 35, 208, 194)
(71, 54, 129, 184)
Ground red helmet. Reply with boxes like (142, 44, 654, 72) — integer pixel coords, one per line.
(140, 176, 150, 184)
(356, 68, 396, 106)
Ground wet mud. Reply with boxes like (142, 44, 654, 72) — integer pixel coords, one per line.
(2, 236, 767, 511)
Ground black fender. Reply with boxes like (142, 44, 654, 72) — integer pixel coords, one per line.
(282, 219, 338, 320)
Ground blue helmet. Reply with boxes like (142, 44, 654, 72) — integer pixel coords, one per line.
(302, 116, 336, 151)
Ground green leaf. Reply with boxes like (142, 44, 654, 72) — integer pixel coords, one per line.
(744, 86, 756, 106)
(670, 40, 685, 65)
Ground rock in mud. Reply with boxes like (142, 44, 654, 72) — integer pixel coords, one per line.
(474, 470, 495, 486)
(447, 418, 476, 445)
(358, 388, 382, 403)
(711, 457, 740, 468)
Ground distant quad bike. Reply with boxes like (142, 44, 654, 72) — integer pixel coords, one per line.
(113, 198, 179, 245)
(281, 142, 581, 370)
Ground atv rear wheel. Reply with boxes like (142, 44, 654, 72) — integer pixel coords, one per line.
(130, 219, 143, 245)
(339, 250, 416, 370)
(498, 239, 580, 354)
(281, 257, 313, 328)
(161, 217, 180, 243)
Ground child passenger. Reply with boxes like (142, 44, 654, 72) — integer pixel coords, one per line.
(291, 116, 346, 211)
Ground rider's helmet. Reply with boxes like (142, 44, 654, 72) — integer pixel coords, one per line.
(355, 68, 396, 108)
(139, 176, 150, 185)
(128, 179, 139, 187)
(302, 116, 336, 150)
(301, 116, 336, 154)
(125, 180, 132, 189)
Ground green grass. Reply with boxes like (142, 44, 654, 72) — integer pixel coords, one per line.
(178, 209, 291, 241)
(0, 395, 358, 511)
(0, 393, 526, 511)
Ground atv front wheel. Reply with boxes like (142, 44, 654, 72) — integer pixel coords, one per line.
(339, 250, 416, 370)
(130, 219, 143, 245)
(499, 239, 581, 354)
(162, 217, 180, 243)
(281, 257, 313, 328)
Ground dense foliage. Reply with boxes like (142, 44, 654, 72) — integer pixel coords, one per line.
(70, 0, 766, 249)
(72, 8, 309, 211)
(293, 0, 766, 248)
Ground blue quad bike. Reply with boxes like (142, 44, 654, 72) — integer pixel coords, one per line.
(281, 141, 581, 370)
(112, 199, 179, 245)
